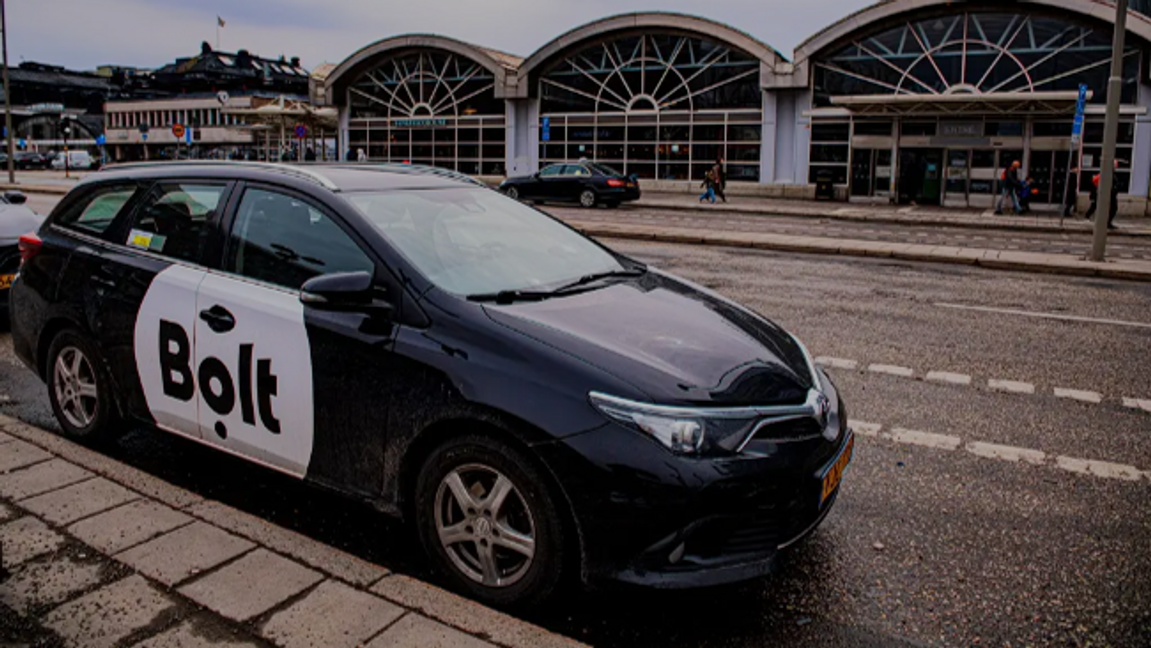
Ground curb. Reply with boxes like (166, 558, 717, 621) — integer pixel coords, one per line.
(1, 184, 71, 195)
(570, 221, 1151, 282)
(624, 199, 1151, 240)
(0, 414, 586, 648)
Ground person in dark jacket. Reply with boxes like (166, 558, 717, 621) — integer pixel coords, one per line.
(712, 156, 727, 203)
(995, 160, 1023, 214)
(1063, 167, 1080, 218)
(1085, 159, 1121, 230)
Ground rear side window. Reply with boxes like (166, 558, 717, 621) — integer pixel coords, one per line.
(125, 182, 227, 264)
(57, 184, 137, 235)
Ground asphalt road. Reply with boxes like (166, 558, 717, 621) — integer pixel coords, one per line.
(0, 216, 1148, 645)
(548, 204, 1151, 261)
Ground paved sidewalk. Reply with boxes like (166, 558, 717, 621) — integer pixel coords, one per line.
(566, 217, 1151, 281)
(0, 415, 584, 648)
(631, 191, 1151, 238)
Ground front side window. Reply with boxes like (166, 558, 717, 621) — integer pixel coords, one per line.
(58, 184, 138, 235)
(228, 188, 374, 290)
(125, 183, 226, 263)
(348, 188, 624, 296)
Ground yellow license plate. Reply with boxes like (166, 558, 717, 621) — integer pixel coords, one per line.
(820, 434, 854, 505)
(0, 274, 14, 290)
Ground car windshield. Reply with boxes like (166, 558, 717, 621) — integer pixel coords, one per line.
(347, 188, 626, 296)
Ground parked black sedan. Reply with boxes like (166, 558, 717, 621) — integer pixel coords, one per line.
(500, 161, 640, 208)
(10, 162, 850, 609)
(14, 152, 50, 170)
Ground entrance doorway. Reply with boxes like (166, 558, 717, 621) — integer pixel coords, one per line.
(898, 149, 943, 205)
(1028, 150, 1073, 207)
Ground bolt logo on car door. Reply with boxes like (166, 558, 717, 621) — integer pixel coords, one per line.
(157, 321, 281, 438)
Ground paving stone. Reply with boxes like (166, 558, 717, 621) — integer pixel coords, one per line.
(0, 501, 17, 523)
(43, 574, 176, 648)
(261, 579, 404, 648)
(0, 458, 93, 500)
(19, 477, 139, 525)
(178, 549, 323, 622)
(132, 617, 263, 647)
(0, 430, 16, 444)
(187, 500, 389, 586)
(0, 439, 53, 473)
(0, 516, 66, 568)
(115, 521, 255, 586)
(69, 499, 193, 554)
(371, 575, 588, 648)
(365, 614, 497, 648)
(0, 554, 106, 613)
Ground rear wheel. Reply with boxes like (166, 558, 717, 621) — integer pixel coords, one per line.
(415, 434, 566, 609)
(579, 189, 597, 208)
(504, 186, 520, 201)
(46, 329, 120, 443)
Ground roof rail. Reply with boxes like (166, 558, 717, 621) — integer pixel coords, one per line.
(318, 162, 487, 187)
(100, 160, 340, 190)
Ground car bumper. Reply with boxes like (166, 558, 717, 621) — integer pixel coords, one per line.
(537, 370, 851, 589)
(600, 186, 641, 202)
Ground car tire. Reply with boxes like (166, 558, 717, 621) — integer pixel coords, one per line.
(504, 187, 520, 201)
(579, 189, 597, 209)
(46, 329, 121, 444)
(415, 433, 566, 609)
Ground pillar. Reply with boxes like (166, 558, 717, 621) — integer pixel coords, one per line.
(505, 98, 540, 178)
(1129, 82, 1151, 199)
(760, 90, 777, 184)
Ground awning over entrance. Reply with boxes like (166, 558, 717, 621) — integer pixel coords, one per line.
(829, 91, 1092, 117)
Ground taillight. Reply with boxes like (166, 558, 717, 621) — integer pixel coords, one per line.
(18, 232, 42, 266)
(606, 178, 625, 187)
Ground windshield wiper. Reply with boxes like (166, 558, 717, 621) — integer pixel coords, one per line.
(466, 266, 647, 305)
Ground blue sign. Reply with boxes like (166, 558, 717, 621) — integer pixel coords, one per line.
(541, 117, 550, 142)
(1071, 83, 1088, 143)
(295, 124, 307, 138)
(142, 132, 148, 141)
(185, 128, 192, 145)
(17, 139, 25, 149)
(96, 134, 106, 146)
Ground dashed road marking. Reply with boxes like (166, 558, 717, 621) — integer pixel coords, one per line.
(926, 371, 972, 386)
(883, 428, 962, 451)
(1054, 388, 1103, 404)
(988, 379, 1035, 395)
(1123, 397, 1151, 413)
(815, 356, 858, 370)
(869, 364, 914, 378)
(852, 421, 882, 437)
(1054, 456, 1144, 482)
(966, 441, 1047, 465)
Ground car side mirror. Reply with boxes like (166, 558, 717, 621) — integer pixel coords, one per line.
(299, 271, 392, 318)
(4, 191, 27, 205)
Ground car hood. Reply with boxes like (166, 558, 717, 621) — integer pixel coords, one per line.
(482, 270, 814, 407)
(0, 205, 44, 246)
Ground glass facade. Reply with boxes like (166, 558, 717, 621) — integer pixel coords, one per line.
(538, 33, 762, 181)
(347, 49, 506, 174)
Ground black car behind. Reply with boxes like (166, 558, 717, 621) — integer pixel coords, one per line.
(500, 161, 640, 208)
(10, 161, 850, 609)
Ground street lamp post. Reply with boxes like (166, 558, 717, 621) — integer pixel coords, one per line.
(1091, 0, 1129, 261)
(1, 0, 15, 185)
(61, 118, 71, 179)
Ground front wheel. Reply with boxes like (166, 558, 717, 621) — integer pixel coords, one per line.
(579, 189, 597, 209)
(415, 434, 567, 609)
(504, 186, 520, 201)
(46, 329, 121, 443)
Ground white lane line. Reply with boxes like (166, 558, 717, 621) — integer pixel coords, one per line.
(1054, 456, 1145, 482)
(966, 442, 1047, 466)
(851, 421, 882, 437)
(988, 379, 1035, 395)
(815, 356, 858, 370)
(1053, 388, 1103, 404)
(1122, 397, 1151, 413)
(926, 371, 972, 386)
(935, 303, 1151, 330)
(869, 364, 914, 378)
(882, 428, 962, 451)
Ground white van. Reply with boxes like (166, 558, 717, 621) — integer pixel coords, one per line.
(50, 150, 94, 171)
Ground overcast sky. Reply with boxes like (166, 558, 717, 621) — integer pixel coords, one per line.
(7, 0, 876, 71)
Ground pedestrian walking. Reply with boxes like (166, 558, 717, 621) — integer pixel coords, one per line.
(712, 156, 728, 203)
(356, 148, 367, 162)
(304, 147, 316, 162)
(1063, 167, 1080, 218)
(994, 160, 1023, 214)
(699, 169, 717, 204)
(1085, 159, 1121, 230)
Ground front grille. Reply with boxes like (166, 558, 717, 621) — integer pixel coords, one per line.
(680, 492, 818, 562)
(752, 417, 822, 442)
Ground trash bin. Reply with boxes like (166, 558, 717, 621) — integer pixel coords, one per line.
(815, 169, 836, 201)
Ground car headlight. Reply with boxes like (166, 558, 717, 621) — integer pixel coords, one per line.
(589, 391, 825, 456)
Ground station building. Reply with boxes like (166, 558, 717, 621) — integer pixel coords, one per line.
(315, 1, 1151, 214)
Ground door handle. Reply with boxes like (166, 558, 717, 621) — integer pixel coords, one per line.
(199, 305, 236, 333)
(90, 274, 117, 290)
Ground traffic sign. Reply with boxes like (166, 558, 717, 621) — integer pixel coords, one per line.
(1070, 83, 1088, 144)
(17, 139, 26, 149)
(96, 134, 106, 146)
(542, 117, 550, 142)
(295, 124, 307, 138)
(142, 132, 149, 141)
(185, 128, 192, 145)
(172, 123, 186, 139)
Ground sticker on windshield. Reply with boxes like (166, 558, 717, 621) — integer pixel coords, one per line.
(128, 229, 166, 252)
